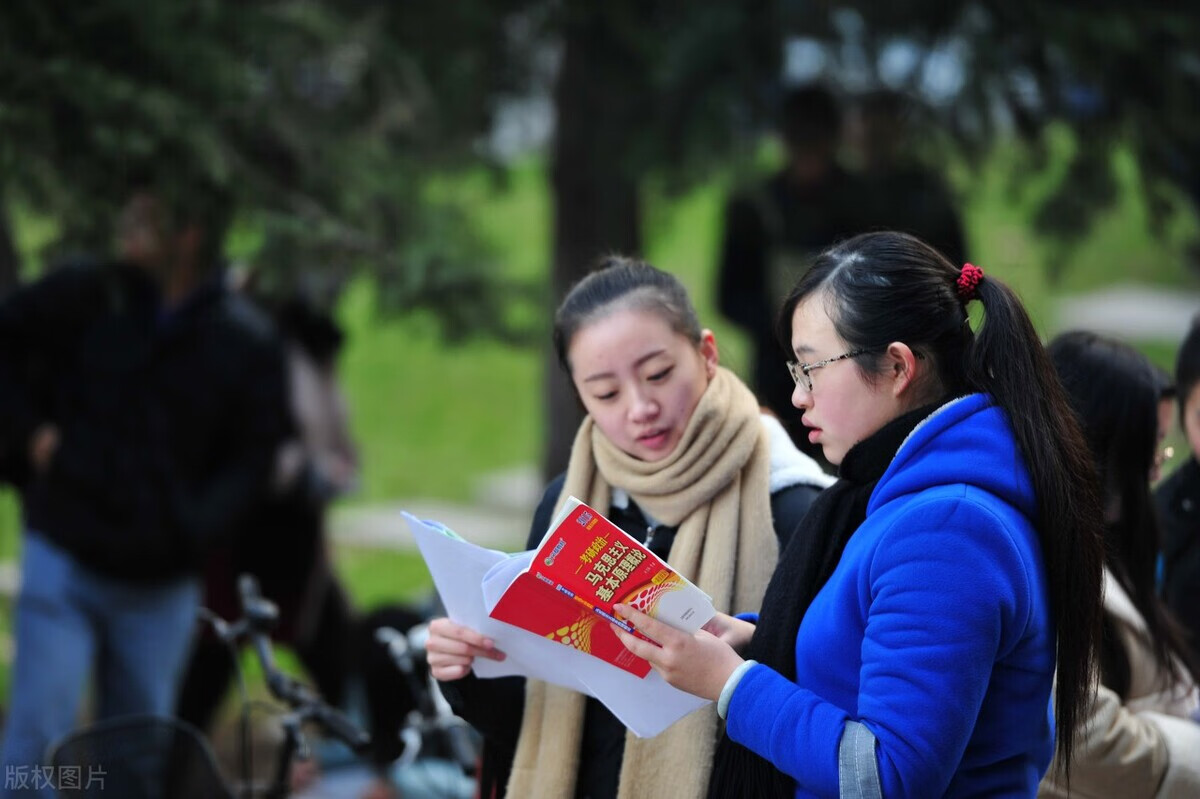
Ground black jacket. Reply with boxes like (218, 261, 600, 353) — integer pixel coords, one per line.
(0, 261, 290, 582)
(1155, 457, 1200, 664)
(440, 472, 822, 799)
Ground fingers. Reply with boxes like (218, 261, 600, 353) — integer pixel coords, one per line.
(613, 603, 675, 645)
(611, 623, 660, 663)
(700, 613, 731, 636)
(427, 618, 504, 656)
(428, 660, 473, 681)
(700, 612, 755, 652)
(424, 617, 506, 682)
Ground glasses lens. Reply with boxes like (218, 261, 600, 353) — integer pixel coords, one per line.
(788, 362, 810, 391)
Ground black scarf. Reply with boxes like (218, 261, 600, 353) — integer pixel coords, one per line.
(707, 403, 940, 799)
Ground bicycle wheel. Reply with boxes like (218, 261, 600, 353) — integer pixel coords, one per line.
(48, 714, 233, 799)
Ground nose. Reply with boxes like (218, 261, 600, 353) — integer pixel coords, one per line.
(791, 381, 812, 410)
(629, 388, 659, 423)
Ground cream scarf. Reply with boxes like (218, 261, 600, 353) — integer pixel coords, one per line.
(507, 367, 779, 799)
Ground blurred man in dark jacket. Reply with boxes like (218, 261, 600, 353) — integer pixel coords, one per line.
(845, 90, 966, 266)
(716, 85, 867, 454)
(0, 173, 289, 798)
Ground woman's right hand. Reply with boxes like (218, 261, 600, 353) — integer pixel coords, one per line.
(424, 617, 507, 681)
(701, 612, 757, 654)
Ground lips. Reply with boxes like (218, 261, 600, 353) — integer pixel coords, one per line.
(637, 428, 671, 449)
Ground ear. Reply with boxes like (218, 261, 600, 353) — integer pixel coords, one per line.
(699, 329, 720, 379)
(882, 341, 920, 398)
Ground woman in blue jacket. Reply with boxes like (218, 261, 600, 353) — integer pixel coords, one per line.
(616, 231, 1106, 797)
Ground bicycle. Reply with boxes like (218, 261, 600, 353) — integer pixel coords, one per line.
(49, 574, 371, 799)
(372, 622, 479, 798)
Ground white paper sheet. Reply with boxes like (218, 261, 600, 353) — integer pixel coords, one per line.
(404, 512, 710, 737)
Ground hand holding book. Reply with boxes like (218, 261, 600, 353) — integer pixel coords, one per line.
(487, 496, 716, 677)
(405, 505, 714, 737)
(610, 603, 746, 703)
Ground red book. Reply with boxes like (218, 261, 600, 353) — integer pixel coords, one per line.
(488, 497, 714, 677)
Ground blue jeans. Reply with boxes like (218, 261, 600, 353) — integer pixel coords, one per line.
(0, 532, 200, 799)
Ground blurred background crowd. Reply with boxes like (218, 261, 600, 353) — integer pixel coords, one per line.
(0, 1, 1199, 797)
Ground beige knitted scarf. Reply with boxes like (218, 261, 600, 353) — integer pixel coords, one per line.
(507, 367, 779, 799)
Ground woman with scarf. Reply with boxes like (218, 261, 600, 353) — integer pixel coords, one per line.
(425, 256, 832, 799)
(615, 231, 1107, 797)
(1038, 331, 1200, 798)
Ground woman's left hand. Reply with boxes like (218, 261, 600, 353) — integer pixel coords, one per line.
(611, 603, 744, 701)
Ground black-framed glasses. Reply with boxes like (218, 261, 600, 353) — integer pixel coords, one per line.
(786, 349, 869, 392)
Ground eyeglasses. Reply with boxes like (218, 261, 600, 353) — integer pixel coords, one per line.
(786, 349, 869, 392)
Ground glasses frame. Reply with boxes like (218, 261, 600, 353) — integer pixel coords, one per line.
(787, 348, 870, 392)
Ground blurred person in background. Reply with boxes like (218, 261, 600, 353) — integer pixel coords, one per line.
(425, 257, 832, 799)
(176, 287, 364, 796)
(1151, 365, 1176, 485)
(1040, 331, 1200, 797)
(0, 169, 289, 798)
(845, 89, 968, 266)
(176, 289, 360, 736)
(1156, 314, 1200, 667)
(716, 84, 867, 455)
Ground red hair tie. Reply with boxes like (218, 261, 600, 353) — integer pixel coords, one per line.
(957, 263, 984, 300)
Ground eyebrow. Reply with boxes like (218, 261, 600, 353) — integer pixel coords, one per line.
(582, 349, 668, 382)
(791, 344, 815, 360)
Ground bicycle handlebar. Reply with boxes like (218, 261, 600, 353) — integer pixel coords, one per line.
(232, 574, 372, 753)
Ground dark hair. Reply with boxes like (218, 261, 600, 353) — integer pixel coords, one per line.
(777, 230, 1104, 773)
(125, 159, 233, 267)
(552, 255, 701, 373)
(1153, 363, 1176, 403)
(781, 84, 841, 148)
(1176, 313, 1200, 428)
(1049, 331, 1200, 695)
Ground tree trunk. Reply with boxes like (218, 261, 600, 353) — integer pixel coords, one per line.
(541, 9, 643, 480)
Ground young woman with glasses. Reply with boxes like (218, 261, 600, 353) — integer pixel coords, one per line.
(423, 257, 833, 799)
(614, 230, 1106, 797)
(1039, 331, 1200, 798)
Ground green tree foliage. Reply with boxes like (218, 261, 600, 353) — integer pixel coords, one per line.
(0, 0, 542, 339)
(788, 2, 1200, 277)
(5, 1, 1199, 477)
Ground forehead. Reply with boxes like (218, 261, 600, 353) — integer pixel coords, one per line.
(789, 295, 842, 358)
(570, 307, 682, 364)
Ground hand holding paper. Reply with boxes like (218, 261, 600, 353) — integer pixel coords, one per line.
(425, 617, 506, 682)
(404, 504, 713, 738)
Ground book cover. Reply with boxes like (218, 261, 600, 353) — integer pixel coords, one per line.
(487, 497, 714, 677)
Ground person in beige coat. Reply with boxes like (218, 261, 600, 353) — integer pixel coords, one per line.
(1042, 331, 1200, 798)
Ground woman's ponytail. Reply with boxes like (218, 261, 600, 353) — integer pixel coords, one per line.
(965, 275, 1104, 777)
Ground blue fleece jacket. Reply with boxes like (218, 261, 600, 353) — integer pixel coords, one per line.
(726, 394, 1056, 797)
